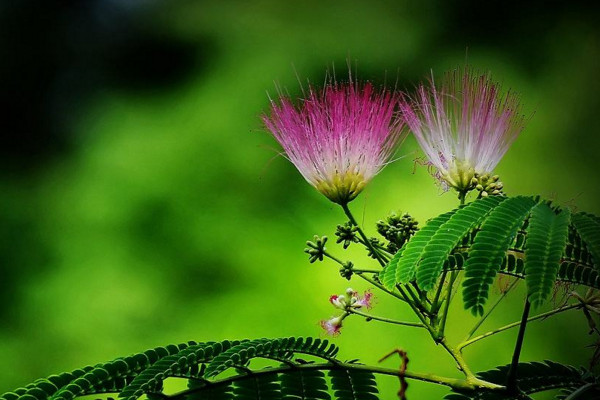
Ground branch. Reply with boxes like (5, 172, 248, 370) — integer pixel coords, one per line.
(506, 298, 531, 393)
(458, 302, 582, 351)
(464, 278, 520, 340)
(349, 309, 425, 328)
(169, 361, 504, 400)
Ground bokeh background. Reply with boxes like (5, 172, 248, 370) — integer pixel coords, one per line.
(1, 0, 599, 398)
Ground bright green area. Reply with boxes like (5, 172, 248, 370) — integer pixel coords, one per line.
(1, 1, 598, 399)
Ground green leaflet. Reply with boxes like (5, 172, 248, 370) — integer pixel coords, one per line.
(329, 370, 379, 400)
(186, 379, 234, 400)
(280, 369, 330, 400)
(416, 196, 506, 291)
(204, 337, 338, 378)
(382, 209, 457, 288)
(232, 374, 281, 400)
(557, 261, 600, 288)
(571, 212, 600, 266)
(50, 343, 193, 400)
(524, 204, 571, 308)
(0, 368, 94, 400)
(119, 341, 240, 400)
(462, 196, 538, 316)
(379, 245, 403, 289)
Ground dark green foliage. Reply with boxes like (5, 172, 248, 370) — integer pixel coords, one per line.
(280, 369, 330, 400)
(445, 360, 598, 399)
(571, 213, 600, 265)
(557, 261, 600, 288)
(381, 195, 600, 313)
(231, 374, 281, 399)
(0, 368, 94, 400)
(462, 196, 538, 316)
(119, 341, 241, 400)
(204, 337, 338, 378)
(49, 343, 194, 400)
(416, 196, 505, 291)
(524, 204, 571, 308)
(1, 337, 377, 400)
(329, 370, 378, 400)
(557, 383, 600, 399)
(185, 379, 233, 400)
(380, 209, 457, 288)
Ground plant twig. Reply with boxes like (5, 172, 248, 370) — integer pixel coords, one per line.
(464, 278, 519, 340)
(506, 298, 531, 394)
(171, 361, 504, 399)
(457, 302, 582, 351)
(341, 202, 387, 267)
(349, 309, 425, 328)
(437, 270, 459, 338)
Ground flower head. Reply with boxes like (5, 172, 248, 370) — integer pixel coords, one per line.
(320, 315, 345, 336)
(263, 77, 405, 204)
(328, 288, 374, 311)
(401, 67, 527, 193)
(352, 289, 374, 310)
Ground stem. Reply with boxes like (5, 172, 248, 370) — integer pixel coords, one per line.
(437, 271, 458, 338)
(458, 190, 467, 206)
(464, 278, 519, 341)
(170, 361, 503, 398)
(341, 202, 386, 267)
(457, 303, 582, 351)
(352, 269, 382, 274)
(323, 250, 345, 265)
(439, 338, 477, 380)
(356, 272, 409, 304)
(431, 271, 448, 316)
(405, 285, 431, 315)
(321, 251, 408, 304)
(506, 298, 531, 393)
(349, 309, 425, 328)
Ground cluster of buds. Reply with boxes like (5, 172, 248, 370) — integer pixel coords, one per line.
(304, 236, 328, 263)
(335, 222, 359, 249)
(320, 288, 374, 336)
(473, 173, 504, 198)
(339, 261, 354, 280)
(376, 213, 419, 253)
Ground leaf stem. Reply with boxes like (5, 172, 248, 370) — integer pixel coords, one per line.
(356, 272, 409, 304)
(437, 270, 459, 338)
(349, 309, 425, 328)
(457, 302, 582, 351)
(464, 278, 519, 341)
(431, 270, 448, 317)
(439, 339, 478, 381)
(171, 361, 504, 398)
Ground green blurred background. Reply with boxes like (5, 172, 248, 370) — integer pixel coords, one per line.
(1, 0, 599, 398)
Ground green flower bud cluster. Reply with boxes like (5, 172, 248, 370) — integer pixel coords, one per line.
(305, 236, 328, 263)
(473, 173, 504, 198)
(376, 213, 419, 253)
(339, 261, 354, 280)
(335, 222, 359, 249)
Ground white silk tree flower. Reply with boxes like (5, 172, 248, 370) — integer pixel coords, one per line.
(401, 67, 528, 196)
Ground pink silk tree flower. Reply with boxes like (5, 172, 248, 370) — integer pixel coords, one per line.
(350, 290, 374, 310)
(400, 67, 528, 195)
(263, 79, 405, 205)
(320, 315, 345, 336)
